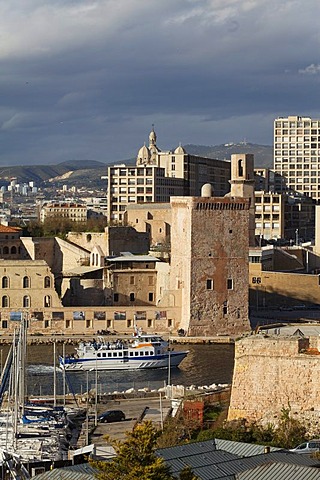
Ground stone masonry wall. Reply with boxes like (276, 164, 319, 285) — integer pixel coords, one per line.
(228, 335, 320, 434)
(170, 196, 251, 336)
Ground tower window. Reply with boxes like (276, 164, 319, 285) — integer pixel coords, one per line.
(2, 296, 9, 308)
(223, 301, 228, 315)
(206, 279, 213, 290)
(238, 159, 244, 177)
(227, 279, 233, 290)
(23, 295, 30, 308)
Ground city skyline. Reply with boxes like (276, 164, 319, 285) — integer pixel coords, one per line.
(0, 0, 319, 166)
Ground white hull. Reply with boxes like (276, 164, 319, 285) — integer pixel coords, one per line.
(60, 351, 187, 372)
(59, 333, 188, 372)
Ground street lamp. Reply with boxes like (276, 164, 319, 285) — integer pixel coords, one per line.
(94, 358, 98, 427)
(86, 370, 89, 445)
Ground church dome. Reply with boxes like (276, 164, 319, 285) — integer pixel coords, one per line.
(137, 144, 151, 164)
(174, 144, 186, 154)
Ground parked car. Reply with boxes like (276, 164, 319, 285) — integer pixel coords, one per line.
(290, 439, 320, 454)
(98, 410, 126, 423)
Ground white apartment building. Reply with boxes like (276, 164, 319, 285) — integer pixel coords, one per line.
(274, 115, 320, 200)
(255, 191, 314, 242)
(40, 202, 87, 223)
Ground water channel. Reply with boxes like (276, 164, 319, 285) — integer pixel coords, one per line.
(11, 343, 235, 397)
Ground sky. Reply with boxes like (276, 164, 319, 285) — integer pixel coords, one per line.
(0, 0, 319, 166)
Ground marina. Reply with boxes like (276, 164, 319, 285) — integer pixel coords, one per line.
(0, 328, 234, 475)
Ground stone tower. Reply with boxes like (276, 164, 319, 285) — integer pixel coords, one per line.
(229, 153, 255, 246)
(170, 195, 251, 336)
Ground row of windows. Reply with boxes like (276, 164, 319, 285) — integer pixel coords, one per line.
(96, 350, 156, 358)
(0, 246, 21, 255)
(275, 120, 320, 128)
(275, 159, 320, 164)
(0, 318, 175, 330)
(1, 295, 51, 308)
(1, 276, 51, 289)
(206, 279, 233, 290)
(110, 168, 154, 177)
(113, 292, 154, 302)
(255, 197, 280, 203)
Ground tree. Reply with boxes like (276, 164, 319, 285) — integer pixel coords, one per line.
(273, 406, 307, 449)
(91, 421, 173, 480)
(91, 421, 199, 480)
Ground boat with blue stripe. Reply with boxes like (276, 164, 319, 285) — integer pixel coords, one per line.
(59, 332, 188, 371)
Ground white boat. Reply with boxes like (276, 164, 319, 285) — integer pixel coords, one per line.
(59, 333, 188, 371)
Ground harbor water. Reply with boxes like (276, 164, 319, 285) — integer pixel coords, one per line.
(1, 343, 235, 397)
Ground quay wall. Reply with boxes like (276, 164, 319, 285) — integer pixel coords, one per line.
(0, 334, 235, 346)
(228, 335, 320, 434)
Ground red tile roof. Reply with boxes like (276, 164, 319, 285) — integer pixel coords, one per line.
(0, 225, 21, 233)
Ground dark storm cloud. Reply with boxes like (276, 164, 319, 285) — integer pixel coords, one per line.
(0, 0, 319, 165)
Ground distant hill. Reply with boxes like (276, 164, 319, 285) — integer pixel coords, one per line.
(0, 160, 107, 187)
(0, 144, 273, 189)
(184, 143, 273, 168)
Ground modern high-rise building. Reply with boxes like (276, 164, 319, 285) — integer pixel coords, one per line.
(274, 115, 320, 201)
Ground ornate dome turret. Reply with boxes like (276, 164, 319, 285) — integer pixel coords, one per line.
(174, 143, 186, 154)
(136, 144, 151, 165)
(149, 126, 157, 146)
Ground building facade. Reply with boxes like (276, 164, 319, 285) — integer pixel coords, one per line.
(0, 260, 62, 315)
(170, 195, 251, 336)
(274, 115, 320, 201)
(40, 202, 87, 223)
(254, 191, 314, 242)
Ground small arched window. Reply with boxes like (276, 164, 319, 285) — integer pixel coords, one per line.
(44, 295, 51, 307)
(44, 276, 51, 288)
(11, 246, 17, 254)
(23, 276, 30, 288)
(23, 295, 30, 308)
(238, 159, 244, 177)
(3, 246, 9, 255)
(2, 276, 9, 289)
(2, 296, 9, 308)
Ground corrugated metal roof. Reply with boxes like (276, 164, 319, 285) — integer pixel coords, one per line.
(237, 462, 320, 480)
(35, 464, 96, 480)
(215, 439, 282, 457)
(157, 439, 320, 480)
(164, 451, 239, 474)
(158, 440, 218, 461)
(34, 471, 94, 480)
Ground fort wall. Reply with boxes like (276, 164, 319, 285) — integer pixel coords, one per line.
(228, 335, 320, 434)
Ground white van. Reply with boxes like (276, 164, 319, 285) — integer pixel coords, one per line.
(290, 440, 320, 454)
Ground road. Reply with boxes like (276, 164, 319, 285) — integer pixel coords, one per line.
(83, 396, 172, 447)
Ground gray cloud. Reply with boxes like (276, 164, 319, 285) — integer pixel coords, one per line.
(0, 0, 319, 165)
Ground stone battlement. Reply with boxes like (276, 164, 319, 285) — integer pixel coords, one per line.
(228, 334, 320, 435)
